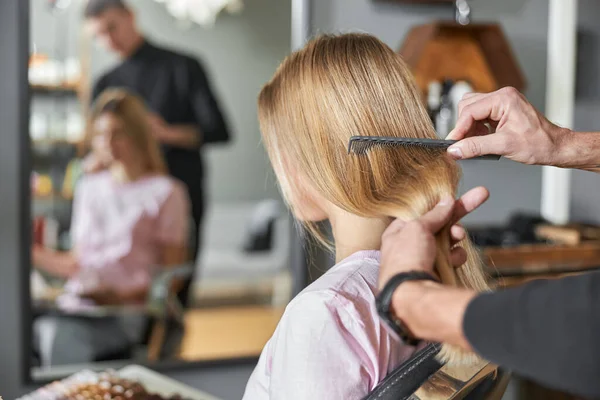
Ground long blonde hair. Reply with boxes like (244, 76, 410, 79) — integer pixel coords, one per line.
(258, 33, 489, 364)
(88, 88, 167, 174)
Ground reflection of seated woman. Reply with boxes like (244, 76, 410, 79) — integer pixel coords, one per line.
(32, 89, 190, 365)
(243, 34, 489, 399)
(33, 89, 190, 307)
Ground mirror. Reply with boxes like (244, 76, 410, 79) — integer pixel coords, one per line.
(28, 0, 293, 378)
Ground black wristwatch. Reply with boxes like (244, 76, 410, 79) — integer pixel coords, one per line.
(376, 271, 439, 346)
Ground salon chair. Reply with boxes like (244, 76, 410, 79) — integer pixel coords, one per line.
(35, 219, 198, 365)
(91, 218, 200, 363)
(364, 343, 510, 400)
(138, 218, 199, 361)
(33, 264, 193, 367)
(198, 200, 292, 306)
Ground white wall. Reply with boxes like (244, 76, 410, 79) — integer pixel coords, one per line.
(311, 0, 549, 224)
(31, 0, 290, 204)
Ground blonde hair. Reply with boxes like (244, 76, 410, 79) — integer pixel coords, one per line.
(88, 88, 167, 174)
(258, 33, 489, 364)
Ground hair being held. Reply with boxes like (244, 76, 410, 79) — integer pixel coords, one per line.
(258, 33, 489, 365)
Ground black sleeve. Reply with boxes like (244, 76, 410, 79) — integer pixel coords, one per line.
(185, 58, 231, 145)
(464, 272, 600, 398)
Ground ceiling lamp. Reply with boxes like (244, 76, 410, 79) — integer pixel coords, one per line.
(154, 0, 243, 28)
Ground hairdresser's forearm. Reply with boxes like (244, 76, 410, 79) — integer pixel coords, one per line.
(161, 125, 202, 149)
(557, 130, 600, 172)
(392, 281, 477, 349)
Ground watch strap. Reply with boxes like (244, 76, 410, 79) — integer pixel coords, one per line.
(377, 271, 439, 345)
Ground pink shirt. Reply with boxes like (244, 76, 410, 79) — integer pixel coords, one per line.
(62, 171, 190, 304)
(243, 250, 420, 399)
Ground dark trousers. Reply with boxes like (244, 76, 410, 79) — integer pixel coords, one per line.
(178, 195, 203, 308)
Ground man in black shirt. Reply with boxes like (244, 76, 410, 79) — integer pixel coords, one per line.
(378, 87, 600, 398)
(84, 0, 231, 303)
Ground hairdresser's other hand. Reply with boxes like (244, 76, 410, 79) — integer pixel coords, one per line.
(446, 87, 570, 166)
(148, 113, 171, 142)
(378, 186, 489, 291)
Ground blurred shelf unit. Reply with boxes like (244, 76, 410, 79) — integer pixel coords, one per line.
(29, 4, 92, 225)
(32, 138, 82, 147)
(399, 22, 526, 96)
(30, 82, 81, 97)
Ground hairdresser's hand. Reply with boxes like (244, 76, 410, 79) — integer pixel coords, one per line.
(148, 113, 172, 143)
(446, 87, 571, 166)
(378, 186, 489, 291)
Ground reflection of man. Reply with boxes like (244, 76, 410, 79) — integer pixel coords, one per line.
(84, 0, 231, 303)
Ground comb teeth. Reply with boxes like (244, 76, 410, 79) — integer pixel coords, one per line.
(347, 136, 501, 160)
(347, 136, 457, 155)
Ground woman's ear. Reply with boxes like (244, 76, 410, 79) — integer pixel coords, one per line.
(290, 173, 329, 222)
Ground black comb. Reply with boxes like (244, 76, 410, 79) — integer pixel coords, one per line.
(347, 136, 501, 160)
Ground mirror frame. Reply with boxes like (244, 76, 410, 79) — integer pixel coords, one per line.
(0, 0, 313, 397)
(0, 0, 33, 398)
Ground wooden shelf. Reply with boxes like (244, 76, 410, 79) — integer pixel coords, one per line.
(484, 242, 600, 289)
(30, 83, 80, 96)
(33, 192, 73, 202)
(32, 138, 81, 147)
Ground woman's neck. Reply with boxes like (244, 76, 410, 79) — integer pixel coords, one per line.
(110, 162, 151, 183)
(328, 206, 391, 263)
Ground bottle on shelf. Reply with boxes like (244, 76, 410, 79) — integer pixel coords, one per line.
(435, 79, 455, 138)
(449, 80, 474, 127)
(32, 215, 59, 250)
(427, 81, 442, 128)
(66, 113, 84, 143)
(29, 53, 81, 89)
(48, 115, 67, 141)
(30, 113, 49, 142)
(64, 58, 81, 87)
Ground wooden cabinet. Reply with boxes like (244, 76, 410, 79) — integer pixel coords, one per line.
(399, 22, 526, 96)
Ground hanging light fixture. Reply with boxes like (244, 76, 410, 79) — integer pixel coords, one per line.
(47, 0, 73, 13)
(154, 0, 243, 28)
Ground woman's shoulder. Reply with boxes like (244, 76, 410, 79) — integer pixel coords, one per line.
(163, 176, 188, 196)
(280, 251, 380, 323)
(77, 170, 112, 190)
(288, 256, 380, 317)
(158, 176, 189, 204)
(136, 175, 190, 208)
(80, 170, 110, 182)
(302, 251, 380, 297)
(78, 172, 182, 193)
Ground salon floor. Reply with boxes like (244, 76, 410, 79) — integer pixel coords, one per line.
(180, 305, 285, 361)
